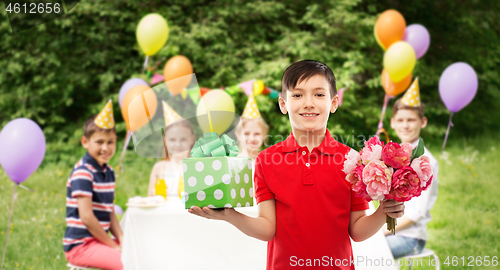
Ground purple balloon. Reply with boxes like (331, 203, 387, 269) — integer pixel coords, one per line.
(119, 78, 149, 107)
(403, 24, 430, 59)
(114, 204, 124, 215)
(0, 118, 46, 184)
(439, 62, 478, 113)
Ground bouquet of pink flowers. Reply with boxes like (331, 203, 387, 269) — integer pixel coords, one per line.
(343, 136, 433, 234)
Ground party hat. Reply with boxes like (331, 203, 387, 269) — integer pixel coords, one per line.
(162, 100, 183, 126)
(401, 77, 420, 107)
(95, 100, 115, 129)
(242, 94, 261, 119)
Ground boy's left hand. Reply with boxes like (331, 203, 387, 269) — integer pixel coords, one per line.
(380, 199, 405, 218)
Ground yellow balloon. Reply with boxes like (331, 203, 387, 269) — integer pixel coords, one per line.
(383, 41, 416, 82)
(136, 14, 169, 56)
(196, 90, 235, 134)
(253, 79, 265, 95)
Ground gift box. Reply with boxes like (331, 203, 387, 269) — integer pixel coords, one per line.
(182, 132, 254, 209)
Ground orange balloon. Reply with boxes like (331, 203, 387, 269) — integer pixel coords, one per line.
(381, 69, 412, 97)
(375, 10, 406, 50)
(121, 85, 158, 131)
(200, 87, 210, 97)
(163, 55, 193, 96)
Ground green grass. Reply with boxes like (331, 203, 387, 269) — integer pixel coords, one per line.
(1, 136, 499, 269)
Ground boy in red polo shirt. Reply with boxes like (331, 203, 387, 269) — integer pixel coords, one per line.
(189, 60, 405, 269)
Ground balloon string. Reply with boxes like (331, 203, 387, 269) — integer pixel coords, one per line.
(142, 56, 149, 74)
(118, 130, 131, 174)
(1, 185, 17, 270)
(442, 112, 454, 151)
(376, 94, 391, 135)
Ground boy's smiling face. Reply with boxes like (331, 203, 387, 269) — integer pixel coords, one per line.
(278, 74, 338, 135)
(391, 109, 427, 144)
(81, 130, 117, 167)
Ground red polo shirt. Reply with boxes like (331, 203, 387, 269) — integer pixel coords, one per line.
(254, 129, 369, 270)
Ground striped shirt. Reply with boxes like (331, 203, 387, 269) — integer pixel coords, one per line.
(63, 152, 115, 252)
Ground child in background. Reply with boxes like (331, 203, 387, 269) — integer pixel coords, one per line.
(385, 79, 439, 258)
(64, 100, 123, 270)
(148, 101, 196, 199)
(190, 60, 405, 270)
(236, 94, 269, 166)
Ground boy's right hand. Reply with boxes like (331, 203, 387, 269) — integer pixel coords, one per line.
(188, 206, 236, 221)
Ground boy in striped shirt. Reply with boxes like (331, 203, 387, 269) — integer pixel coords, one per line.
(63, 101, 123, 270)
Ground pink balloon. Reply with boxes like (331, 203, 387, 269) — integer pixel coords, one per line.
(403, 24, 430, 59)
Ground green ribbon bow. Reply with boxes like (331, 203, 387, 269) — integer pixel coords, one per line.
(190, 132, 239, 158)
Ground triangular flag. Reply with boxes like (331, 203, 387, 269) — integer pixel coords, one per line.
(238, 79, 256, 96)
(338, 88, 346, 107)
(401, 78, 420, 107)
(187, 88, 200, 104)
(150, 73, 165, 85)
(242, 95, 261, 119)
(95, 100, 115, 129)
(180, 88, 188, 99)
(162, 100, 183, 126)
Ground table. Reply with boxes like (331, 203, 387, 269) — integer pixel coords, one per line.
(120, 200, 267, 270)
(121, 200, 397, 270)
(350, 202, 399, 270)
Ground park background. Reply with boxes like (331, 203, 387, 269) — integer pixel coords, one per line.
(0, 0, 499, 269)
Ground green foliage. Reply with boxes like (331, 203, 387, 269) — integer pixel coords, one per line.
(1, 0, 499, 153)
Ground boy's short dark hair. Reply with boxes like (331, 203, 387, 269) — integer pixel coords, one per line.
(281, 60, 337, 100)
(392, 99, 426, 119)
(83, 114, 116, 138)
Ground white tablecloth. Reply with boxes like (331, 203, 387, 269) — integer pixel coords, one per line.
(120, 200, 267, 270)
(121, 200, 397, 270)
(350, 202, 399, 270)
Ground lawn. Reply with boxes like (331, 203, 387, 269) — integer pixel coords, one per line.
(0, 136, 499, 269)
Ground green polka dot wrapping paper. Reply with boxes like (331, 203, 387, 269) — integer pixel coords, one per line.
(182, 157, 254, 209)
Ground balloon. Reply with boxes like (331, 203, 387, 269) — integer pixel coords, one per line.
(200, 87, 210, 97)
(0, 118, 46, 184)
(119, 78, 148, 107)
(383, 41, 416, 82)
(374, 26, 385, 50)
(121, 85, 158, 131)
(196, 90, 235, 134)
(136, 14, 169, 56)
(253, 80, 265, 95)
(114, 205, 124, 215)
(439, 62, 478, 112)
(375, 10, 406, 50)
(403, 24, 430, 59)
(163, 55, 193, 96)
(381, 69, 412, 97)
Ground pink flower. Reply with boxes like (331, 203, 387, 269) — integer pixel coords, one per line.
(343, 149, 361, 175)
(382, 142, 413, 169)
(365, 136, 384, 148)
(362, 160, 393, 201)
(360, 138, 384, 165)
(346, 165, 371, 202)
(386, 166, 422, 202)
(410, 156, 433, 188)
